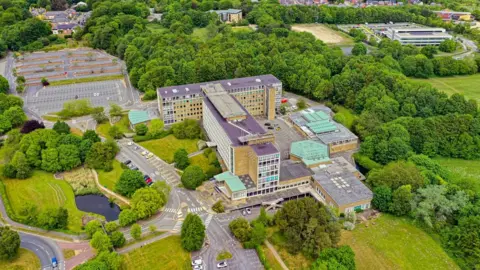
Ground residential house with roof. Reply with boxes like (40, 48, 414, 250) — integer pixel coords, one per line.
(128, 110, 150, 129)
(210, 9, 243, 23)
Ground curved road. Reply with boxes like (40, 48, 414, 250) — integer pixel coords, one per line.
(20, 233, 65, 270)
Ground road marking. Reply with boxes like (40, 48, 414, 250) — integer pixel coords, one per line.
(204, 214, 213, 228)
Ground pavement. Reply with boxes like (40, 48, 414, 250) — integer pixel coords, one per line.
(20, 233, 65, 270)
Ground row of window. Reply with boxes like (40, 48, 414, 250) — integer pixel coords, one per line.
(278, 180, 309, 190)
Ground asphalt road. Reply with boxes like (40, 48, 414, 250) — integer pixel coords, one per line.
(20, 233, 65, 270)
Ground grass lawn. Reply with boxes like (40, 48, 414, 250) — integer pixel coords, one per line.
(260, 245, 284, 270)
(411, 74, 480, 103)
(97, 160, 124, 191)
(139, 135, 198, 163)
(49, 75, 125, 86)
(189, 154, 210, 173)
(266, 227, 313, 270)
(434, 157, 480, 193)
(96, 114, 132, 140)
(3, 170, 89, 232)
(333, 105, 357, 130)
(121, 235, 190, 270)
(232, 26, 254, 33)
(0, 248, 41, 270)
(291, 24, 354, 45)
(340, 214, 459, 270)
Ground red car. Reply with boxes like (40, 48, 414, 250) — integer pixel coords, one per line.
(281, 98, 288, 103)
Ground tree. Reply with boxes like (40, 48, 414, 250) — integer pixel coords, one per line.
(41, 77, 49, 86)
(92, 111, 108, 124)
(105, 221, 119, 233)
(174, 148, 190, 170)
(108, 125, 123, 139)
(367, 161, 425, 191)
(82, 130, 101, 143)
(297, 99, 307, 110)
(280, 104, 287, 115)
(51, 0, 67, 10)
(20, 120, 45, 134)
(37, 207, 68, 230)
(135, 123, 148, 136)
(151, 181, 170, 205)
(90, 231, 113, 252)
(58, 144, 81, 171)
(312, 246, 356, 270)
(119, 209, 137, 227)
(421, 45, 437, 58)
(181, 165, 205, 190)
(130, 224, 141, 240)
(389, 185, 413, 216)
(109, 104, 123, 117)
(110, 231, 125, 248)
(0, 75, 9, 94)
(372, 186, 392, 212)
(0, 115, 12, 134)
(85, 140, 119, 170)
(181, 213, 205, 251)
(439, 39, 457, 53)
(212, 200, 225, 213)
(0, 227, 20, 260)
(11, 151, 31, 179)
(41, 148, 62, 173)
(148, 119, 164, 138)
(248, 222, 266, 247)
(115, 169, 146, 197)
(352, 42, 367, 56)
(85, 220, 103, 238)
(131, 188, 163, 219)
(2, 164, 17, 178)
(149, 225, 157, 233)
(4, 106, 26, 127)
(229, 218, 251, 243)
(53, 121, 70, 134)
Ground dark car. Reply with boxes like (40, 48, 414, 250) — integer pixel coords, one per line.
(123, 160, 132, 165)
(267, 126, 274, 130)
(264, 122, 271, 126)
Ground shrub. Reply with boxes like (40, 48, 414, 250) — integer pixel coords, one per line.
(212, 200, 225, 213)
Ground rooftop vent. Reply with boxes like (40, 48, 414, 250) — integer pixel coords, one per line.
(255, 78, 261, 82)
(227, 82, 231, 86)
(172, 89, 178, 93)
(186, 88, 189, 91)
(164, 91, 167, 94)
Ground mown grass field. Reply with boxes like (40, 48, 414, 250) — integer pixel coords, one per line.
(412, 74, 480, 103)
(139, 135, 198, 163)
(333, 105, 357, 130)
(97, 160, 124, 190)
(189, 154, 210, 173)
(266, 227, 313, 270)
(96, 114, 132, 140)
(3, 170, 89, 232)
(121, 235, 190, 270)
(340, 214, 459, 270)
(0, 248, 41, 270)
(434, 157, 480, 193)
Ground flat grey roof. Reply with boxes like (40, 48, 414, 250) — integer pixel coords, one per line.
(315, 122, 358, 145)
(157, 74, 281, 99)
(203, 84, 246, 119)
(312, 157, 372, 206)
(280, 160, 312, 181)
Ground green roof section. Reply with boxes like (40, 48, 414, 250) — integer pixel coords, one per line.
(214, 171, 247, 192)
(302, 110, 337, 134)
(128, 110, 150, 125)
(290, 140, 330, 166)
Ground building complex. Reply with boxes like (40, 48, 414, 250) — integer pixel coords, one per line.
(384, 27, 452, 46)
(157, 75, 372, 213)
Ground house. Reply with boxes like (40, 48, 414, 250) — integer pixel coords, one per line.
(52, 23, 78, 35)
(128, 110, 150, 129)
(210, 9, 243, 23)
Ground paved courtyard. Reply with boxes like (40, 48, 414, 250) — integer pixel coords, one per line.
(25, 80, 130, 115)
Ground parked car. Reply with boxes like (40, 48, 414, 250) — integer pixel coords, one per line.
(192, 259, 203, 266)
(51, 257, 58, 268)
(242, 210, 246, 216)
(131, 166, 139, 170)
(267, 126, 274, 130)
(217, 261, 228, 268)
(193, 266, 203, 270)
(144, 175, 150, 180)
(134, 146, 139, 150)
(127, 141, 133, 146)
(141, 151, 148, 156)
(264, 122, 271, 126)
(246, 208, 251, 215)
(147, 153, 154, 159)
(127, 163, 135, 169)
(123, 160, 131, 165)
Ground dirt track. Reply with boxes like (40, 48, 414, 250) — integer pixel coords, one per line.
(291, 24, 352, 44)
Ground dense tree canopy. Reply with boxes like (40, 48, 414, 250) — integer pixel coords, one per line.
(181, 213, 205, 251)
(0, 227, 20, 260)
(115, 169, 146, 197)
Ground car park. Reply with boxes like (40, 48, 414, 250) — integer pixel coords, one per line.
(217, 261, 228, 268)
(246, 208, 251, 215)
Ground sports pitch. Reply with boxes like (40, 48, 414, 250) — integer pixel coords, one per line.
(412, 74, 480, 103)
(291, 24, 354, 45)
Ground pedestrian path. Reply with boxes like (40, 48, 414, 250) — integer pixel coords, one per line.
(172, 220, 183, 232)
(188, 207, 204, 213)
(204, 214, 213, 228)
(163, 208, 177, 213)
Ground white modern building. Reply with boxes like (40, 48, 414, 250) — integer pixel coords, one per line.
(384, 27, 452, 46)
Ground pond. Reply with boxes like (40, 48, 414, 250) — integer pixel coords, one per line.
(75, 194, 121, 221)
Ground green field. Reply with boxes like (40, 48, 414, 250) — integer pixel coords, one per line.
(412, 74, 480, 103)
(96, 114, 132, 140)
(333, 105, 357, 130)
(139, 135, 198, 163)
(189, 154, 210, 173)
(3, 170, 90, 232)
(121, 235, 190, 270)
(97, 160, 124, 190)
(0, 248, 41, 270)
(434, 157, 480, 193)
(340, 214, 459, 270)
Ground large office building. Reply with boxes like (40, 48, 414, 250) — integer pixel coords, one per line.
(383, 27, 452, 46)
(157, 75, 282, 125)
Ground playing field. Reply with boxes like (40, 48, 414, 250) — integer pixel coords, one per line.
(3, 170, 90, 232)
(0, 248, 41, 270)
(434, 157, 480, 194)
(412, 74, 480, 103)
(139, 135, 198, 163)
(340, 214, 459, 270)
(291, 24, 353, 45)
(121, 235, 190, 270)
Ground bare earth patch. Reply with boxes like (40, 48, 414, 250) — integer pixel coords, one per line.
(291, 24, 352, 45)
